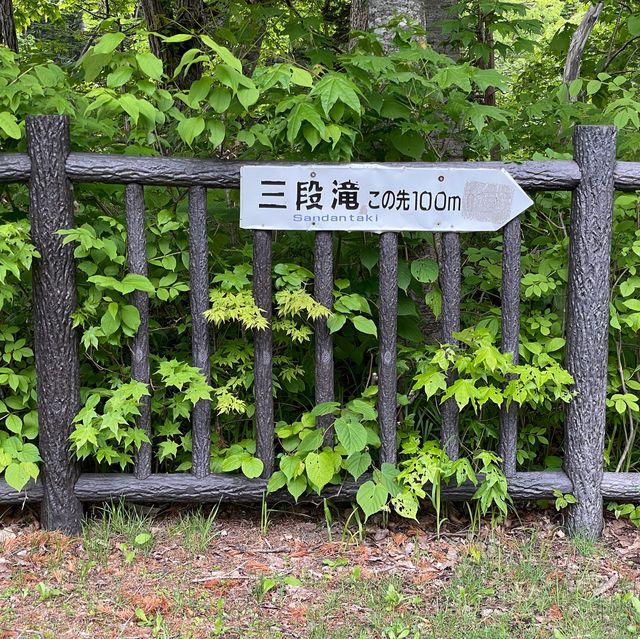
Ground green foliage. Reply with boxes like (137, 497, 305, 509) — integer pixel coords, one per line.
(413, 327, 575, 412)
(1, 1, 640, 516)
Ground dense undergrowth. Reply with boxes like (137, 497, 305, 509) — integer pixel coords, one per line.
(1, 0, 640, 522)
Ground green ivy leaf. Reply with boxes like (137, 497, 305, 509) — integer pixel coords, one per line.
(5, 414, 21, 434)
(0, 112, 21, 139)
(356, 480, 388, 520)
(305, 451, 335, 493)
(5, 462, 31, 492)
(345, 451, 371, 480)
(241, 456, 264, 479)
(287, 475, 307, 501)
(335, 418, 367, 455)
(267, 470, 287, 493)
(298, 429, 323, 455)
(411, 259, 438, 284)
(310, 402, 340, 417)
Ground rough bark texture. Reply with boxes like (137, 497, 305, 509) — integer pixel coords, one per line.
(440, 232, 460, 460)
(499, 216, 521, 477)
(314, 232, 335, 445)
(188, 186, 211, 478)
(56, 155, 601, 190)
(362, 0, 456, 51)
(26, 115, 82, 535)
(564, 125, 617, 539)
(563, 1, 603, 90)
(140, 0, 207, 88)
(253, 230, 274, 478)
(6, 153, 640, 192)
(378, 232, 398, 465)
(125, 184, 152, 480)
(6, 471, 640, 504)
(0, 0, 18, 53)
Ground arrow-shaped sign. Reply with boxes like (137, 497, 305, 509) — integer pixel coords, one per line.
(240, 165, 532, 232)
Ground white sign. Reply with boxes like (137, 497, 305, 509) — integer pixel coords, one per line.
(240, 165, 532, 232)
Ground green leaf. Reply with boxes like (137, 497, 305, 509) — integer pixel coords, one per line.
(310, 402, 340, 417)
(201, 35, 243, 72)
(209, 87, 231, 113)
(5, 414, 21, 434)
(5, 462, 31, 492)
(208, 119, 225, 147)
(241, 456, 264, 479)
(94, 32, 125, 55)
(287, 475, 307, 501)
(267, 470, 287, 493)
(305, 451, 335, 493)
(287, 102, 325, 145)
(221, 453, 243, 471)
(586, 80, 601, 96)
(106, 66, 133, 88)
(334, 418, 367, 455)
(0, 112, 21, 139)
(351, 316, 377, 337)
(298, 429, 323, 454)
(310, 72, 361, 116)
(327, 313, 346, 333)
(568, 78, 582, 98)
(121, 305, 140, 331)
(373, 463, 402, 498)
(178, 116, 206, 147)
(134, 533, 152, 546)
(411, 258, 438, 283)
(100, 309, 120, 336)
(291, 67, 313, 87)
(346, 399, 377, 421)
(391, 130, 424, 160)
(628, 15, 640, 36)
(238, 87, 259, 109)
(345, 451, 371, 480)
(356, 481, 388, 520)
(391, 491, 418, 520)
(136, 53, 163, 80)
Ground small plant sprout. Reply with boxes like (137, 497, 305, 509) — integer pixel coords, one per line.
(552, 489, 577, 510)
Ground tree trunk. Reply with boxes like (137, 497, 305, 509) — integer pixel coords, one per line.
(352, 0, 455, 52)
(0, 0, 18, 53)
(563, 0, 603, 96)
(140, 0, 208, 88)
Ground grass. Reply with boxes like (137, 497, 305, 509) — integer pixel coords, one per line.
(1, 504, 640, 638)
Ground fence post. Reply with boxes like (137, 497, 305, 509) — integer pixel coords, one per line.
(565, 125, 617, 539)
(26, 115, 82, 535)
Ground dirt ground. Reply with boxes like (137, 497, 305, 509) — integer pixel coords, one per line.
(1, 502, 639, 638)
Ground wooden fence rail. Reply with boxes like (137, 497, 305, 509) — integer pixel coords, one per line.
(1, 115, 640, 539)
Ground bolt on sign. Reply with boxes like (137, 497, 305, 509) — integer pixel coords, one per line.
(240, 166, 533, 232)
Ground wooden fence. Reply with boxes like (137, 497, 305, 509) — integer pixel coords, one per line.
(1, 115, 640, 539)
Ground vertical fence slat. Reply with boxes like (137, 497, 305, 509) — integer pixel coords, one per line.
(379, 232, 398, 466)
(564, 125, 617, 539)
(188, 186, 211, 478)
(499, 216, 521, 477)
(125, 184, 152, 480)
(26, 115, 82, 534)
(440, 232, 460, 460)
(314, 231, 334, 445)
(253, 230, 275, 477)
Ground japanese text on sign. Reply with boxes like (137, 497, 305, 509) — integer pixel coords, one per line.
(240, 166, 533, 232)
